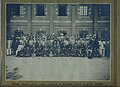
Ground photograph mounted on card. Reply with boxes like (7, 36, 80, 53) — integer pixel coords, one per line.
(1, 0, 117, 87)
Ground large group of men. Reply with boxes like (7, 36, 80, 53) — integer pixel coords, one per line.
(6, 31, 110, 59)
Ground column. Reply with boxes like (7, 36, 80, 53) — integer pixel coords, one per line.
(49, 4, 54, 34)
(93, 5, 98, 35)
(71, 4, 76, 36)
(26, 5, 32, 34)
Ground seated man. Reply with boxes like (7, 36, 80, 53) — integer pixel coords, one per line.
(16, 48, 25, 57)
(16, 45, 32, 57)
(23, 46, 32, 57)
(16, 44, 24, 56)
(81, 44, 87, 57)
(87, 45, 93, 59)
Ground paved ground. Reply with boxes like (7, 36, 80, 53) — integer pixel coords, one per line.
(6, 56, 110, 81)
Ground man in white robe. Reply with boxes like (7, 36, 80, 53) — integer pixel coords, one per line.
(99, 40, 105, 57)
(6, 38, 12, 56)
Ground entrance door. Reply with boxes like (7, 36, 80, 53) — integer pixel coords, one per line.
(79, 30, 88, 38)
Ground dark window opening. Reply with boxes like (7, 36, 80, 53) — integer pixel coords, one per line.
(36, 4, 45, 16)
(58, 4, 67, 16)
(6, 4, 20, 39)
(8, 4, 20, 16)
(100, 4, 110, 16)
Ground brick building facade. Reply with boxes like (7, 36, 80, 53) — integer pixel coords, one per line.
(6, 4, 110, 39)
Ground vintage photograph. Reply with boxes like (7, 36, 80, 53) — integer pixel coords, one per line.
(5, 3, 110, 81)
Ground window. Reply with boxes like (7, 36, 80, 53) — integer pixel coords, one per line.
(99, 4, 110, 16)
(84, 6, 88, 15)
(36, 4, 45, 16)
(10, 4, 20, 16)
(58, 4, 67, 16)
(79, 6, 83, 15)
(20, 5, 26, 16)
(78, 6, 88, 16)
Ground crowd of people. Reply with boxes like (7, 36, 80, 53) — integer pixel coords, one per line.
(6, 31, 110, 59)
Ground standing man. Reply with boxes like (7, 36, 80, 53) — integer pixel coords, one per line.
(99, 39, 105, 57)
(6, 37, 13, 56)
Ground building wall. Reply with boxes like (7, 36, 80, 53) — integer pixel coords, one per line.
(9, 4, 110, 36)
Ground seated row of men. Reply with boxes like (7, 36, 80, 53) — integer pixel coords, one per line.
(6, 33, 110, 58)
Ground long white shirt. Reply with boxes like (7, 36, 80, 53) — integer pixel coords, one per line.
(99, 41, 104, 49)
(7, 40, 12, 48)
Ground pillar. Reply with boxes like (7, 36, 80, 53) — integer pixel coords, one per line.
(93, 5, 98, 35)
(49, 4, 54, 34)
(71, 4, 76, 36)
(26, 5, 32, 34)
